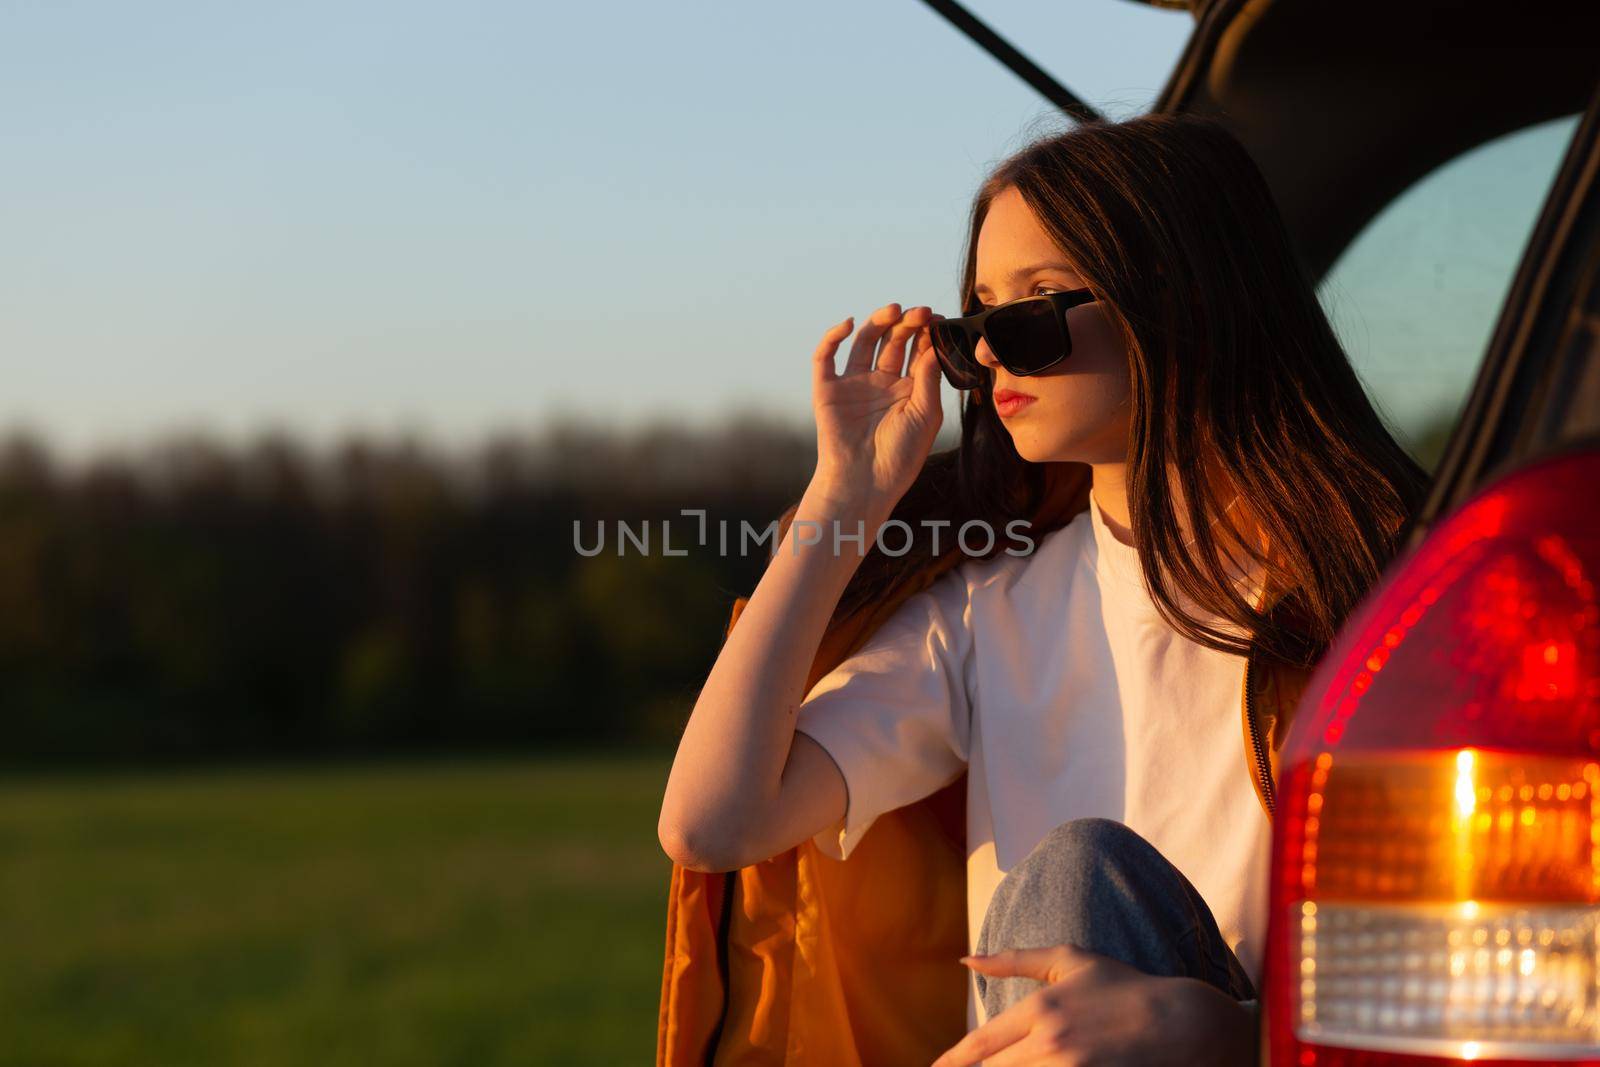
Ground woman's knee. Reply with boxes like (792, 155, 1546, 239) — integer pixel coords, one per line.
(979, 817, 1254, 1002)
(983, 820, 1154, 940)
(975, 819, 1176, 1015)
(1016, 817, 1161, 888)
(1030, 817, 1147, 863)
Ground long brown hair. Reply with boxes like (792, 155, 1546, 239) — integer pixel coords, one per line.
(797, 113, 1430, 670)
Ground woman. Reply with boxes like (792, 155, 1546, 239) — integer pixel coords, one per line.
(657, 113, 1428, 1065)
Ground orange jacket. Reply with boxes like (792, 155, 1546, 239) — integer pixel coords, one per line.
(656, 462, 1318, 1065)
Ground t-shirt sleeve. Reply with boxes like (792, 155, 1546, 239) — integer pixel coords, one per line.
(794, 570, 974, 861)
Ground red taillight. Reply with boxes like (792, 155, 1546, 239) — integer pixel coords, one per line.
(1267, 448, 1600, 1065)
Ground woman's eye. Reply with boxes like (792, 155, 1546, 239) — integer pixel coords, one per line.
(979, 284, 1063, 309)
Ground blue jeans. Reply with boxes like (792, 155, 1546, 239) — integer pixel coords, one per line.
(974, 817, 1258, 1021)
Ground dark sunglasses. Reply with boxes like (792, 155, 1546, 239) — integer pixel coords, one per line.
(929, 288, 1098, 390)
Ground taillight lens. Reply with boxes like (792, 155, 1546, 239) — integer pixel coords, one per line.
(1268, 448, 1600, 1065)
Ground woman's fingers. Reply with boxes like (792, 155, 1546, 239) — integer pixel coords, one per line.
(875, 306, 931, 376)
(960, 944, 1096, 984)
(842, 303, 902, 375)
(873, 320, 915, 376)
(819, 303, 935, 384)
(928, 1001, 1034, 1067)
(812, 316, 854, 387)
(909, 328, 943, 417)
(972, 1032, 1062, 1067)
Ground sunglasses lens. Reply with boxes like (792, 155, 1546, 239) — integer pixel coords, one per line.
(987, 299, 1069, 374)
(930, 321, 985, 390)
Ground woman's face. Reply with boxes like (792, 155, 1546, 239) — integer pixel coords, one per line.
(972, 185, 1131, 465)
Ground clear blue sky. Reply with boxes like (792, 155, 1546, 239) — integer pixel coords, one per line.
(0, 2, 1575, 458)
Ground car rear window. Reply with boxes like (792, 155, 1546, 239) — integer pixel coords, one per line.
(1316, 113, 1582, 469)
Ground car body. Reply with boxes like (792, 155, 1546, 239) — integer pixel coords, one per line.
(936, 0, 1600, 1060)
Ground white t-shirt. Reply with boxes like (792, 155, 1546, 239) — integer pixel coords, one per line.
(793, 493, 1271, 1030)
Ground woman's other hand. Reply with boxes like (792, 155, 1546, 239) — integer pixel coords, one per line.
(809, 303, 942, 523)
(930, 945, 1258, 1066)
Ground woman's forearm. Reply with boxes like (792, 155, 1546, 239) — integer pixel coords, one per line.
(658, 479, 887, 870)
(658, 302, 944, 870)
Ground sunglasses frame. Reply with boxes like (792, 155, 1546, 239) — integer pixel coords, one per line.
(930, 287, 1098, 389)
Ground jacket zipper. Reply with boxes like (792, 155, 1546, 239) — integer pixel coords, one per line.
(705, 870, 735, 1065)
(1245, 649, 1275, 816)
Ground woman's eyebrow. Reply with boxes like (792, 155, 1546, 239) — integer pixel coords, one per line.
(973, 263, 1075, 295)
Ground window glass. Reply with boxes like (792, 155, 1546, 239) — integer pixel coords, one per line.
(1318, 114, 1581, 468)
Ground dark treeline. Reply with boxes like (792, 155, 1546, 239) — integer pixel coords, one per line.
(0, 418, 819, 765)
(0, 410, 1452, 766)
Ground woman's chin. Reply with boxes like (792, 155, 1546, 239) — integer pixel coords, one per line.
(1008, 431, 1071, 465)
(1004, 415, 1127, 466)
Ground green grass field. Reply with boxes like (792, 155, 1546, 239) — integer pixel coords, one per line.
(0, 754, 675, 1066)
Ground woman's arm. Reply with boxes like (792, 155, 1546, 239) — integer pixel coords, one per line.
(657, 480, 879, 873)
(657, 302, 944, 873)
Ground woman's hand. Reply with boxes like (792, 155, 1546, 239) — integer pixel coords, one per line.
(930, 945, 1258, 1067)
(808, 303, 943, 522)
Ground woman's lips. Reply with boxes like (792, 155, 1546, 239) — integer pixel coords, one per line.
(992, 388, 1037, 417)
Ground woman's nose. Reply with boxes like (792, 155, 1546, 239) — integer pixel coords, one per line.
(974, 336, 1000, 368)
